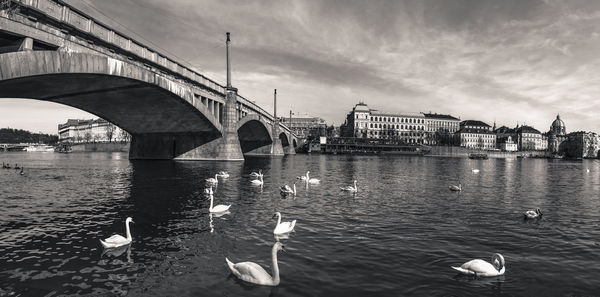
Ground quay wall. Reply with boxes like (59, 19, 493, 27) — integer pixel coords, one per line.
(71, 142, 129, 152)
(426, 146, 545, 158)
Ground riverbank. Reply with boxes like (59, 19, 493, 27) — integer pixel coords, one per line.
(426, 146, 545, 158)
(71, 142, 129, 152)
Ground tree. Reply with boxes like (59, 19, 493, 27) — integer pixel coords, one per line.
(84, 132, 92, 143)
(105, 124, 115, 142)
(118, 129, 131, 142)
(0, 0, 19, 16)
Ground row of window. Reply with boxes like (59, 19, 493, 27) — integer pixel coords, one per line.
(355, 114, 425, 124)
(366, 123, 424, 130)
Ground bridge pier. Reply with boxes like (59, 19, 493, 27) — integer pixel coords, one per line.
(129, 87, 244, 160)
(284, 144, 296, 155)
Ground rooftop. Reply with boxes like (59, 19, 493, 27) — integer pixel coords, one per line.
(516, 125, 541, 134)
(461, 120, 491, 127)
(423, 113, 460, 121)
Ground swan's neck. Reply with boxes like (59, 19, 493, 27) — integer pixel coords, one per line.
(125, 220, 132, 241)
(276, 213, 282, 225)
(293, 184, 296, 195)
(354, 181, 357, 190)
(209, 195, 214, 211)
(271, 247, 280, 285)
(306, 172, 309, 179)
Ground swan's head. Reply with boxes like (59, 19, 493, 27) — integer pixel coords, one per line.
(272, 212, 281, 219)
(273, 241, 285, 252)
(126, 217, 134, 224)
(536, 208, 542, 215)
(491, 253, 504, 271)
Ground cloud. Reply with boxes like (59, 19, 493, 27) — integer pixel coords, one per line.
(7, 0, 600, 134)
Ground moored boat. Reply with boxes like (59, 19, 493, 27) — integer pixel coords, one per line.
(469, 153, 488, 159)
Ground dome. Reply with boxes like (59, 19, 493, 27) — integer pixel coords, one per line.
(550, 114, 566, 135)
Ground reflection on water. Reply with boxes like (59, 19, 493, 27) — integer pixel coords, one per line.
(0, 152, 599, 296)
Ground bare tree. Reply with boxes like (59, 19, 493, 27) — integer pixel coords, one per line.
(0, 0, 19, 16)
(118, 129, 131, 142)
(84, 132, 92, 143)
(105, 124, 115, 142)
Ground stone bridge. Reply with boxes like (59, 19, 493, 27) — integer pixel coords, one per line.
(0, 0, 297, 160)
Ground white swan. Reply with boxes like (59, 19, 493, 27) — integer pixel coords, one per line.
(226, 242, 285, 286)
(340, 180, 357, 192)
(449, 183, 462, 191)
(251, 175, 264, 186)
(524, 208, 542, 219)
(296, 171, 308, 181)
(206, 174, 218, 184)
(216, 171, 230, 178)
(306, 171, 320, 184)
(472, 169, 480, 174)
(280, 183, 296, 195)
(250, 170, 263, 178)
(272, 212, 296, 234)
(452, 253, 505, 277)
(209, 192, 231, 213)
(100, 217, 134, 249)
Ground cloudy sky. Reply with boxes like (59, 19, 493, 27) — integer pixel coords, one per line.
(2, 0, 600, 134)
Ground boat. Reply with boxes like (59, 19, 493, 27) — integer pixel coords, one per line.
(24, 145, 55, 152)
(55, 143, 73, 153)
(469, 153, 488, 159)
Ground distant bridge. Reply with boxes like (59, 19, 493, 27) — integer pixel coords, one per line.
(0, 0, 297, 160)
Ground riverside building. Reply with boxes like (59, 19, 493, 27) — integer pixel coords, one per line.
(340, 103, 426, 144)
(455, 120, 496, 149)
(278, 115, 327, 139)
(423, 113, 460, 145)
(58, 118, 128, 143)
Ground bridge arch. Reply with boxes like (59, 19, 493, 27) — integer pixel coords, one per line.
(237, 114, 273, 154)
(279, 132, 290, 147)
(0, 51, 223, 135)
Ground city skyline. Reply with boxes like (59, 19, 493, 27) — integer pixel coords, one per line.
(1, 0, 600, 134)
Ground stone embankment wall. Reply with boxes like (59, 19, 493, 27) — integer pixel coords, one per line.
(71, 142, 129, 152)
(427, 146, 545, 158)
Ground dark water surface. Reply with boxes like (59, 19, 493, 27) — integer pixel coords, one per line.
(0, 152, 599, 296)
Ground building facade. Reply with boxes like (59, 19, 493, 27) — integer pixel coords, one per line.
(548, 114, 568, 154)
(455, 120, 496, 149)
(515, 125, 545, 151)
(340, 103, 426, 144)
(58, 118, 129, 143)
(423, 113, 460, 145)
(279, 116, 327, 139)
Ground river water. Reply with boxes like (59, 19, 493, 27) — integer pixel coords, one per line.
(0, 152, 598, 296)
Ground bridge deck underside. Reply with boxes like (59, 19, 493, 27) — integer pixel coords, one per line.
(237, 120, 272, 153)
(0, 74, 218, 135)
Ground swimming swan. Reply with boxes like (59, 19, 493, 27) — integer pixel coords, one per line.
(306, 171, 320, 184)
(452, 253, 505, 277)
(449, 183, 462, 191)
(524, 208, 542, 219)
(100, 217, 134, 249)
(206, 174, 218, 184)
(209, 192, 231, 213)
(250, 170, 263, 178)
(216, 171, 230, 178)
(472, 169, 480, 173)
(296, 171, 308, 181)
(251, 175, 264, 186)
(226, 242, 285, 286)
(280, 183, 296, 195)
(272, 212, 296, 234)
(340, 180, 357, 192)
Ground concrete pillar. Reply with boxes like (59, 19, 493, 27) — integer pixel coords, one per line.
(18, 37, 33, 51)
(270, 89, 284, 156)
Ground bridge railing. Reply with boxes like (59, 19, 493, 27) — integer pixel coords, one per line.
(237, 94, 293, 135)
(16, 0, 226, 95)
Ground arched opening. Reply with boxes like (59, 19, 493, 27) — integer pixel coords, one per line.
(237, 119, 272, 154)
(279, 132, 290, 147)
(293, 139, 297, 148)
